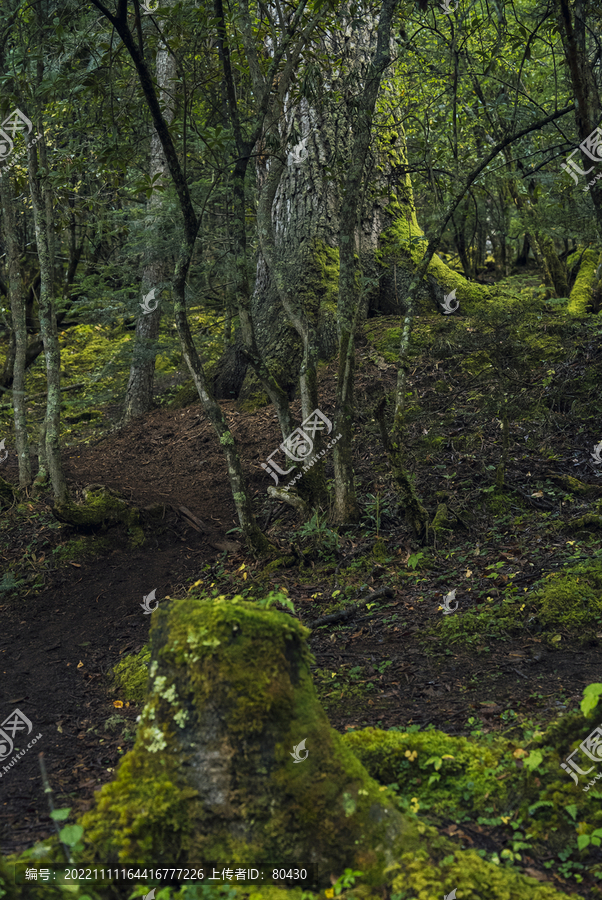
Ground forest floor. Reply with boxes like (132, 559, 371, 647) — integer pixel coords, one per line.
(1, 276, 602, 896)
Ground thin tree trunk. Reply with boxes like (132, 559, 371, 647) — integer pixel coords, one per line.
(0, 172, 32, 487)
(90, 0, 271, 552)
(123, 30, 176, 423)
(27, 114, 69, 504)
(333, 0, 399, 524)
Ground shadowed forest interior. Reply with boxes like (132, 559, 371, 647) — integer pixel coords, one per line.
(1, 0, 602, 898)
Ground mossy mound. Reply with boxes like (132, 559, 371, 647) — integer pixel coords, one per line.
(111, 645, 151, 702)
(78, 594, 416, 886)
(434, 560, 602, 647)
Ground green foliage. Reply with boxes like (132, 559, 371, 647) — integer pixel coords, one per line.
(295, 511, 340, 554)
(581, 683, 602, 717)
(255, 590, 296, 614)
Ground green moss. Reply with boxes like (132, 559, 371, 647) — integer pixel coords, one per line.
(434, 560, 602, 647)
(111, 645, 151, 702)
(168, 381, 199, 410)
(568, 248, 601, 316)
(53, 534, 113, 563)
(389, 847, 569, 900)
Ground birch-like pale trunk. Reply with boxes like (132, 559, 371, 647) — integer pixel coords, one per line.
(123, 29, 176, 423)
(0, 172, 32, 487)
(332, 0, 399, 524)
(26, 120, 69, 505)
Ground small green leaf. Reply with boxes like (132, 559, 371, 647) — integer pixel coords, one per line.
(59, 824, 83, 846)
(581, 683, 602, 716)
(50, 808, 71, 821)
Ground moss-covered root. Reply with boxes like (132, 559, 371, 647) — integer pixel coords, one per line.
(79, 595, 419, 887)
(52, 484, 145, 546)
(567, 248, 602, 316)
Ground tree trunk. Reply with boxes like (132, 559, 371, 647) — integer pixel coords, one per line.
(27, 113, 69, 504)
(557, 0, 602, 236)
(0, 171, 32, 487)
(122, 29, 176, 423)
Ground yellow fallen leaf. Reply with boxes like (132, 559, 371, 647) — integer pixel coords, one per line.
(513, 748, 528, 758)
(113, 701, 124, 708)
(501, 815, 511, 824)
(531, 491, 543, 498)
(465, 568, 473, 578)
(325, 890, 334, 898)
(77, 660, 84, 668)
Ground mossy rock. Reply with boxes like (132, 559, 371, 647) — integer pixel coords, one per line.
(79, 594, 417, 886)
(111, 644, 151, 703)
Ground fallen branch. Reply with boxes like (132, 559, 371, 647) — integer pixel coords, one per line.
(177, 505, 240, 553)
(306, 586, 394, 629)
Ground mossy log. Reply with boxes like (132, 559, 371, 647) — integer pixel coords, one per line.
(79, 595, 417, 886)
(52, 484, 144, 542)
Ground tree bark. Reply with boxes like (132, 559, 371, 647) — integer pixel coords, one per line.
(26, 113, 69, 504)
(557, 0, 602, 236)
(122, 27, 176, 424)
(0, 171, 32, 487)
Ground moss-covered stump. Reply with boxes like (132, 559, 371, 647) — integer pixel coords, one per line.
(52, 484, 144, 545)
(79, 595, 417, 887)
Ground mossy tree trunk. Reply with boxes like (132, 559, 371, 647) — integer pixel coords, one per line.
(332, 0, 399, 525)
(123, 25, 176, 424)
(0, 171, 32, 487)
